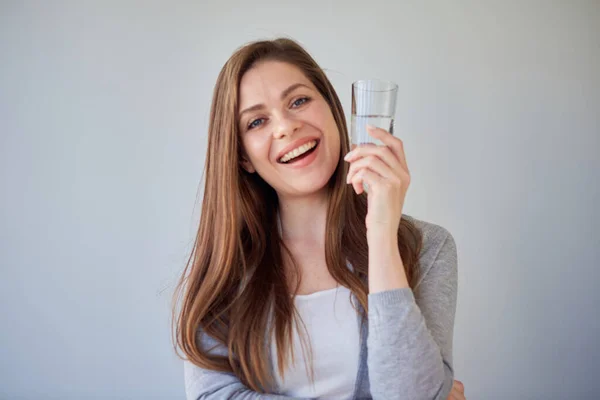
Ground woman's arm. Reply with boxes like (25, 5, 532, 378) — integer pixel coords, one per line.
(344, 126, 458, 399)
(366, 226, 458, 400)
(184, 361, 301, 400)
(184, 330, 309, 400)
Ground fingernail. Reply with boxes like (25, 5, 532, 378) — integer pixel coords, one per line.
(344, 151, 353, 161)
(366, 124, 375, 131)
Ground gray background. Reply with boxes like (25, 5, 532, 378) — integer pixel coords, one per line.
(1, 1, 599, 399)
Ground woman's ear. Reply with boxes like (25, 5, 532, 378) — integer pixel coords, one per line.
(240, 156, 256, 173)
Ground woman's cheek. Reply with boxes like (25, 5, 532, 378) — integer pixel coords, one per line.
(245, 135, 271, 164)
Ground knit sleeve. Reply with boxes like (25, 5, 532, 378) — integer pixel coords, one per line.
(367, 226, 458, 400)
(184, 330, 310, 400)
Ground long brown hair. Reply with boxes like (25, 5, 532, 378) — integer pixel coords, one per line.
(172, 38, 423, 392)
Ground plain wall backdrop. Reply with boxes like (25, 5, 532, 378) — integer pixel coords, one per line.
(1, 1, 599, 399)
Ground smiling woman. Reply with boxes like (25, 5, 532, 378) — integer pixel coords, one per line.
(172, 38, 462, 400)
(237, 61, 341, 193)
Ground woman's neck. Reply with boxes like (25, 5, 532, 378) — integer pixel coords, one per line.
(277, 190, 328, 245)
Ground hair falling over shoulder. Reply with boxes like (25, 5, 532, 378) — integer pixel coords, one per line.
(172, 38, 423, 392)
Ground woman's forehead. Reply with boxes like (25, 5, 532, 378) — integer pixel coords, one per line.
(239, 61, 314, 103)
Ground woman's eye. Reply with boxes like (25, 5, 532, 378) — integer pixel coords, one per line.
(292, 97, 310, 108)
(246, 98, 309, 130)
(248, 118, 264, 130)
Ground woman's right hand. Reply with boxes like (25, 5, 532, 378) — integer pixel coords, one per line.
(446, 380, 466, 400)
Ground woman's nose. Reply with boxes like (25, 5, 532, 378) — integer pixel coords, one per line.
(272, 113, 302, 139)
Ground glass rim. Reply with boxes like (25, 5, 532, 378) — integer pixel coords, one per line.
(352, 79, 398, 92)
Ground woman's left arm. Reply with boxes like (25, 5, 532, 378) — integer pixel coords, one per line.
(367, 228, 457, 400)
(345, 126, 457, 399)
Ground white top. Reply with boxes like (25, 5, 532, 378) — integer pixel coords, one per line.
(270, 285, 361, 399)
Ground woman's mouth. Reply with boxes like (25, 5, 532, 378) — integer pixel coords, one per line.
(277, 140, 320, 164)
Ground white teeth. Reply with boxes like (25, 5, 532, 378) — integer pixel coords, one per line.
(280, 140, 317, 163)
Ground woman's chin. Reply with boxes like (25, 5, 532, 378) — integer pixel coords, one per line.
(276, 176, 333, 198)
(265, 162, 338, 197)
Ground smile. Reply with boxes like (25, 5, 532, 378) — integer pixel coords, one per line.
(278, 140, 319, 164)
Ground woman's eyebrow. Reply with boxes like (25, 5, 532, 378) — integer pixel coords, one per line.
(238, 83, 311, 119)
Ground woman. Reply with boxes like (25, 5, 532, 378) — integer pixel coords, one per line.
(173, 38, 465, 400)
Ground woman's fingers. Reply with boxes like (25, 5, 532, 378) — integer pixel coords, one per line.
(346, 154, 405, 195)
(346, 154, 399, 184)
(364, 125, 409, 172)
(349, 167, 384, 195)
(344, 142, 404, 175)
(454, 380, 464, 393)
(448, 380, 465, 400)
(448, 388, 465, 400)
(451, 386, 466, 400)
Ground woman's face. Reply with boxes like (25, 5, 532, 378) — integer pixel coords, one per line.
(238, 61, 341, 197)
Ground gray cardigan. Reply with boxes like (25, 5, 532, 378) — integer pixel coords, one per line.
(184, 216, 458, 400)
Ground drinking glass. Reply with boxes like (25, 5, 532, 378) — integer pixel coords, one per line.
(350, 79, 398, 192)
(350, 79, 398, 146)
